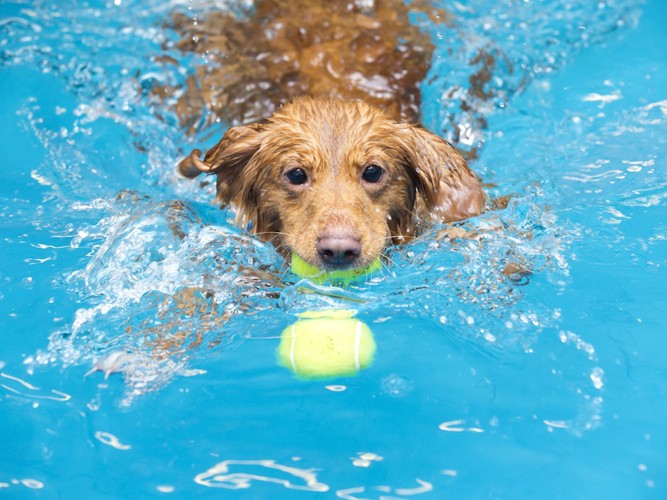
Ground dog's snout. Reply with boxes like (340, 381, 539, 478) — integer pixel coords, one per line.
(317, 231, 362, 268)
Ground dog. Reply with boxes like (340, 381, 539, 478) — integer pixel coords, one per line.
(165, 0, 488, 270)
(178, 96, 485, 271)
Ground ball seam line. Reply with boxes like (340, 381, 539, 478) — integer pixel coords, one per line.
(290, 323, 297, 372)
(354, 320, 362, 371)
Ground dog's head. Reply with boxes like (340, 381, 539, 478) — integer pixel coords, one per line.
(180, 97, 484, 270)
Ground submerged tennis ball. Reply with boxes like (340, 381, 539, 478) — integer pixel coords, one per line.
(277, 310, 376, 379)
(291, 253, 382, 285)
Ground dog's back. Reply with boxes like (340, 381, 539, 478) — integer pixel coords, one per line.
(162, 0, 448, 132)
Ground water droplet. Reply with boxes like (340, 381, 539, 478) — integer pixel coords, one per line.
(381, 374, 414, 398)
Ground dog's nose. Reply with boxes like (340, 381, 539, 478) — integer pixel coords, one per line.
(317, 231, 362, 268)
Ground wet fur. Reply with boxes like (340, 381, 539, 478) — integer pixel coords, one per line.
(180, 97, 485, 268)
(162, 0, 448, 130)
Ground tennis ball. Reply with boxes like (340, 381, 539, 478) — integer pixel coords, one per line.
(277, 310, 376, 379)
(291, 253, 382, 285)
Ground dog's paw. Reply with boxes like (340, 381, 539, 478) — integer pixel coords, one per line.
(436, 226, 479, 241)
(85, 351, 138, 379)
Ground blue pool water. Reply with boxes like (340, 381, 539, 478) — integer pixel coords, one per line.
(1, 0, 665, 497)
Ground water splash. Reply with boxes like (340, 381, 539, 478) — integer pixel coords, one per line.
(421, 0, 642, 154)
(37, 193, 284, 403)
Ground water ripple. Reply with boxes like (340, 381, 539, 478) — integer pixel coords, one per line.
(194, 459, 329, 492)
(0, 372, 70, 403)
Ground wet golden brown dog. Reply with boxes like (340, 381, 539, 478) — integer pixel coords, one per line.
(171, 0, 487, 271)
(179, 97, 485, 271)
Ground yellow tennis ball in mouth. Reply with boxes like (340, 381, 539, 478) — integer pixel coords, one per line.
(290, 253, 382, 285)
(277, 310, 376, 379)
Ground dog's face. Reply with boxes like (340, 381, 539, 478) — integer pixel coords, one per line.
(180, 98, 484, 270)
(245, 111, 417, 270)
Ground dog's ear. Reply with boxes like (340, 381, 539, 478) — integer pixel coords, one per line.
(178, 123, 264, 178)
(178, 123, 265, 207)
(401, 125, 485, 223)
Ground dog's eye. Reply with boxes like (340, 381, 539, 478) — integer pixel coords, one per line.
(362, 164, 384, 183)
(285, 168, 308, 185)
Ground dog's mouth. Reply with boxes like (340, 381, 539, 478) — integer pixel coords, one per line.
(293, 252, 371, 273)
(290, 252, 383, 283)
(285, 228, 387, 274)
(290, 245, 381, 274)
(318, 260, 362, 272)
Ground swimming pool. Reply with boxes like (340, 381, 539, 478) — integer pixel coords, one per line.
(1, 0, 665, 496)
